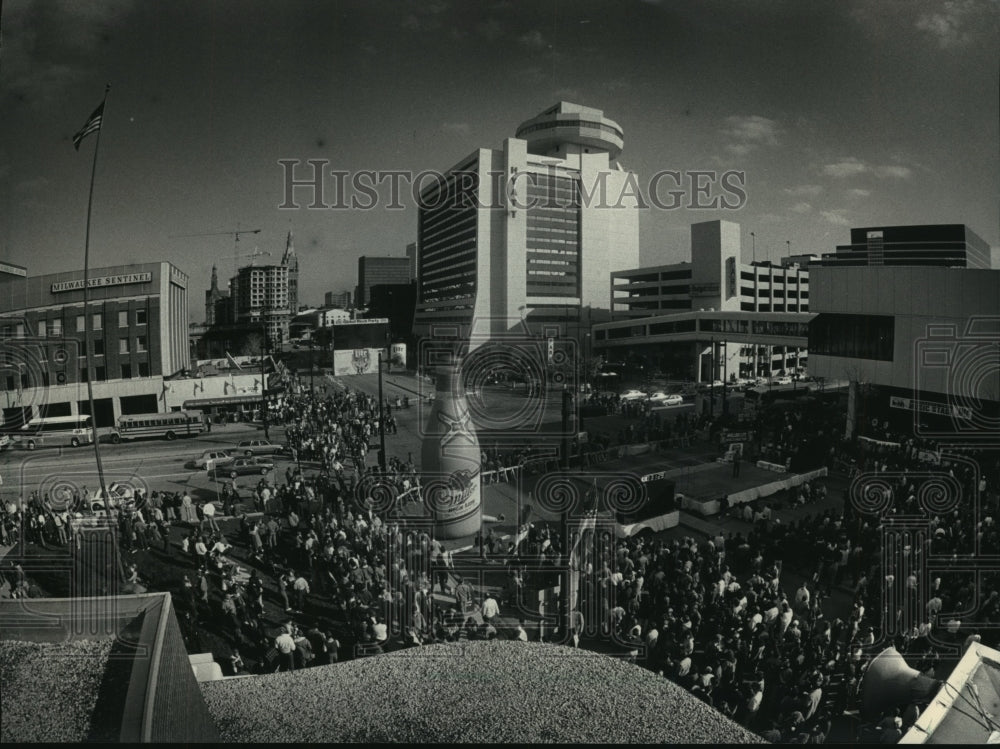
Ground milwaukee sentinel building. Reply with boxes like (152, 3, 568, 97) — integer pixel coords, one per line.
(0, 263, 190, 428)
(413, 102, 640, 348)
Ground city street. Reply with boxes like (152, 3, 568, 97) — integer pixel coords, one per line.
(0, 423, 293, 508)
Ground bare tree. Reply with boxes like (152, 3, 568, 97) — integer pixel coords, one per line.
(240, 331, 264, 358)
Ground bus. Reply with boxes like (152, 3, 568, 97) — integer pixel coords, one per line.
(109, 410, 207, 443)
(3, 415, 95, 450)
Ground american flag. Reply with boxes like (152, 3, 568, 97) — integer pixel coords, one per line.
(73, 101, 105, 150)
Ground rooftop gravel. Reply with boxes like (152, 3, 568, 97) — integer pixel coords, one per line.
(0, 638, 115, 743)
(201, 640, 764, 743)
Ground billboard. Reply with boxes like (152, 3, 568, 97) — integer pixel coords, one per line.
(390, 342, 406, 367)
(333, 347, 382, 375)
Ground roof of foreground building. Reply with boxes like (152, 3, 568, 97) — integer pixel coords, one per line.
(201, 640, 764, 743)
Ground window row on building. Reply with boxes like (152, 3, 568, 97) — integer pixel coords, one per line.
(2, 359, 152, 391)
(2, 308, 149, 338)
(807, 313, 895, 361)
(595, 316, 811, 341)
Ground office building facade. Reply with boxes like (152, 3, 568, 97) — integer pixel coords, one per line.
(817, 224, 991, 269)
(594, 309, 811, 383)
(405, 243, 417, 281)
(194, 231, 299, 357)
(0, 262, 189, 427)
(357, 256, 411, 308)
(612, 221, 811, 319)
(368, 282, 417, 344)
(226, 232, 298, 345)
(324, 290, 352, 309)
(602, 221, 811, 381)
(413, 102, 640, 351)
(232, 263, 290, 344)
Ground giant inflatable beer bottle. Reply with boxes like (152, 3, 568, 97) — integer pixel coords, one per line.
(421, 355, 482, 538)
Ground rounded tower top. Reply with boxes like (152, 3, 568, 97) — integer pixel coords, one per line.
(515, 102, 623, 159)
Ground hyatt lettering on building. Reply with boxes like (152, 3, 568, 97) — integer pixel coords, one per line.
(51, 272, 152, 293)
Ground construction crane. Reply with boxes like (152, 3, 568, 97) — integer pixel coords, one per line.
(169, 227, 262, 278)
(236, 247, 271, 266)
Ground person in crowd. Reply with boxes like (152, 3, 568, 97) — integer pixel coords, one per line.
(481, 592, 500, 626)
(274, 624, 297, 672)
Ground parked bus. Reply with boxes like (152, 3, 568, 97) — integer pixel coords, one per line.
(3, 415, 95, 450)
(109, 410, 207, 443)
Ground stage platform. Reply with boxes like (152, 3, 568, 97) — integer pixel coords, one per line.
(386, 452, 825, 546)
(674, 462, 829, 517)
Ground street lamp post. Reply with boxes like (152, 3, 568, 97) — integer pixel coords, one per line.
(722, 339, 728, 417)
(767, 345, 773, 396)
(377, 350, 387, 472)
(750, 231, 756, 265)
(709, 337, 716, 417)
(260, 321, 269, 441)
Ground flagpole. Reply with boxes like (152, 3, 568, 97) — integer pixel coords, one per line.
(81, 85, 111, 501)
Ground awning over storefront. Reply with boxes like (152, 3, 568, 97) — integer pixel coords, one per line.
(182, 395, 261, 408)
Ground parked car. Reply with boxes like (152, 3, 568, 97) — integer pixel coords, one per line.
(649, 392, 684, 406)
(619, 389, 648, 402)
(192, 449, 235, 470)
(0, 434, 9, 451)
(217, 456, 274, 479)
(775, 376, 793, 386)
(235, 439, 285, 457)
(89, 482, 139, 512)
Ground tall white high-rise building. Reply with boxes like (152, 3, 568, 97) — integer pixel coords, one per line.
(413, 102, 640, 350)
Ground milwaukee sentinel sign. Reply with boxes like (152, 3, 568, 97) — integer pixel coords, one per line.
(51, 272, 152, 293)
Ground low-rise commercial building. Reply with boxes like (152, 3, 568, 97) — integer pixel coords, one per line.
(594, 309, 811, 383)
(807, 265, 1000, 438)
(602, 220, 811, 381)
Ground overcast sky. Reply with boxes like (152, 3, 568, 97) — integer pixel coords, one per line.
(1, 0, 998, 320)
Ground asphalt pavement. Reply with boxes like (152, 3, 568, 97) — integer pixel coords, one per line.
(0, 422, 289, 506)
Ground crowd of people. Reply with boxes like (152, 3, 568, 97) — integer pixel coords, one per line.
(4, 367, 1000, 745)
(164, 381, 545, 672)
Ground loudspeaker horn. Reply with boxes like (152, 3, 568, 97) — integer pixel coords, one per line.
(860, 646, 941, 721)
